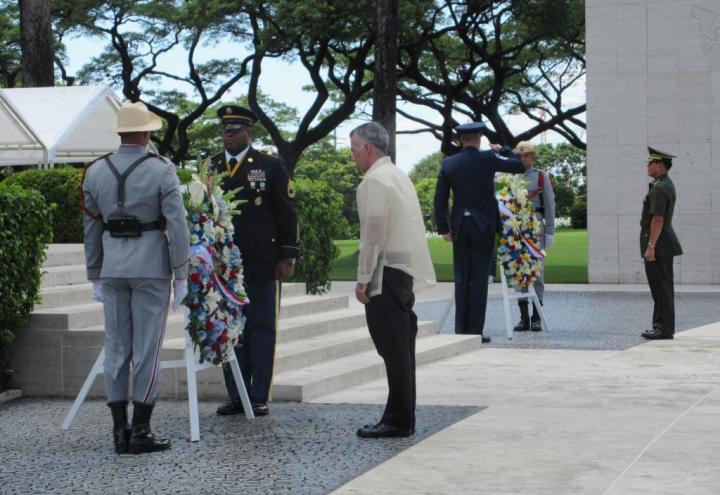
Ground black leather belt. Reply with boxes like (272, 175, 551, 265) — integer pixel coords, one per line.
(103, 220, 163, 231)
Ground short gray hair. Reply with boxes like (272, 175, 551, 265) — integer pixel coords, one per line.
(350, 122, 389, 154)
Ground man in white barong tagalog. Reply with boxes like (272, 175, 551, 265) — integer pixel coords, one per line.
(350, 122, 436, 438)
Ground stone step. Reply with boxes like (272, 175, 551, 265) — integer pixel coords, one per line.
(164, 306, 367, 343)
(43, 244, 85, 268)
(270, 334, 483, 402)
(26, 293, 347, 331)
(274, 321, 437, 374)
(38, 281, 306, 309)
(41, 264, 88, 288)
(162, 321, 437, 374)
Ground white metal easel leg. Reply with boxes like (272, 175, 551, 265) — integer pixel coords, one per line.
(184, 338, 202, 442)
(500, 268, 513, 340)
(227, 354, 255, 420)
(528, 286, 552, 333)
(437, 290, 455, 333)
(63, 347, 105, 430)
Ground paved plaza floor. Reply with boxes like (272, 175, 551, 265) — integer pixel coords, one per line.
(0, 400, 478, 494)
(1, 284, 718, 494)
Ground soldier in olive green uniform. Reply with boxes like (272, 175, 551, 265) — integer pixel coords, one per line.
(640, 147, 683, 340)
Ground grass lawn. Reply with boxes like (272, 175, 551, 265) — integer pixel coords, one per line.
(330, 229, 588, 283)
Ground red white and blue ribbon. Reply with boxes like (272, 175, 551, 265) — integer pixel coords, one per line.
(497, 203, 546, 259)
(191, 245, 249, 306)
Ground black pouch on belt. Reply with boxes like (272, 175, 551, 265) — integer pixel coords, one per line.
(106, 215, 143, 237)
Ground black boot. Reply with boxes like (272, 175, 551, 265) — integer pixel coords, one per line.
(128, 402, 171, 454)
(514, 301, 530, 331)
(108, 401, 130, 454)
(531, 303, 542, 332)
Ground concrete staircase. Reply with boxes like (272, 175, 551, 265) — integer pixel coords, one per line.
(10, 244, 483, 401)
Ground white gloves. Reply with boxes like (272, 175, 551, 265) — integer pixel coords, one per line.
(544, 234, 555, 249)
(91, 280, 104, 303)
(172, 279, 188, 311)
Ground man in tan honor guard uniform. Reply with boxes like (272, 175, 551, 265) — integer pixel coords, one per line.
(82, 101, 190, 454)
(640, 147, 682, 340)
(511, 141, 555, 332)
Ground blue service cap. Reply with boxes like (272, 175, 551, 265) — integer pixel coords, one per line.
(454, 121, 486, 134)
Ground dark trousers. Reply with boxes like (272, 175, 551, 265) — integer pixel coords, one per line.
(223, 279, 279, 403)
(644, 256, 675, 335)
(453, 220, 495, 334)
(365, 267, 417, 430)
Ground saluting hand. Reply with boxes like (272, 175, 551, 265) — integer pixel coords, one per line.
(442, 232, 452, 242)
(490, 144, 502, 152)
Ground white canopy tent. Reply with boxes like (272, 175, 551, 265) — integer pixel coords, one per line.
(0, 85, 123, 167)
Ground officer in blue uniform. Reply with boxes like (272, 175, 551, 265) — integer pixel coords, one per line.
(434, 122, 525, 341)
(212, 105, 299, 416)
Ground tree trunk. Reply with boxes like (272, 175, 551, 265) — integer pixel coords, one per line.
(373, 0, 398, 162)
(19, 0, 54, 87)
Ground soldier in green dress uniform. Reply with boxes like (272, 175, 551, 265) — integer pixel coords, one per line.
(640, 147, 683, 340)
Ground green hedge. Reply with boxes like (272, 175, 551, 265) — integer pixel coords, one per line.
(0, 183, 53, 390)
(4, 166, 84, 243)
(290, 178, 347, 294)
(570, 194, 587, 229)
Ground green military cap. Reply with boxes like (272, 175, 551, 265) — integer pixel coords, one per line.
(647, 146, 675, 163)
(217, 105, 257, 130)
(647, 146, 675, 169)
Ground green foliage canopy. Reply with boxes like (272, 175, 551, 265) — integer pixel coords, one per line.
(414, 177, 437, 232)
(290, 178, 347, 294)
(408, 151, 444, 184)
(295, 141, 361, 238)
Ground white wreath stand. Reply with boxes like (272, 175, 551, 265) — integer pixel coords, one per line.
(499, 265, 551, 339)
(437, 262, 551, 339)
(63, 313, 254, 442)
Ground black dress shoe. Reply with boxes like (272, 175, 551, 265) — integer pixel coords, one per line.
(642, 329, 674, 340)
(482, 335, 491, 344)
(356, 422, 414, 438)
(216, 400, 244, 416)
(251, 402, 269, 416)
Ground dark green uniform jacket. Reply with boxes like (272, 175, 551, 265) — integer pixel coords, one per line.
(640, 174, 683, 257)
(212, 147, 299, 283)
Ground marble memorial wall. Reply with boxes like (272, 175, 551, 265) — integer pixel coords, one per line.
(587, 0, 720, 283)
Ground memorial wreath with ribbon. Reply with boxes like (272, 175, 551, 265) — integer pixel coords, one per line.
(182, 160, 249, 365)
(495, 174, 546, 290)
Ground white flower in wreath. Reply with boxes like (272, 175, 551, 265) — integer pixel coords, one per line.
(203, 220, 215, 237)
(205, 291, 221, 308)
(188, 180, 206, 207)
(516, 190, 528, 206)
